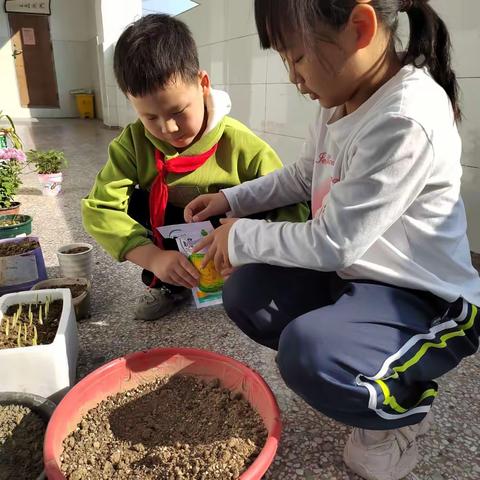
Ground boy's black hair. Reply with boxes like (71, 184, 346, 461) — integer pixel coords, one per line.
(255, 0, 461, 121)
(114, 14, 199, 97)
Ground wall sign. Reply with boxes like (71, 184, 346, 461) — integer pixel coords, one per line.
(21, 27, 35, 45)
(4, 0, 51, 15)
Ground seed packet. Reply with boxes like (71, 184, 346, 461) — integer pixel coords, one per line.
(157, 222, 224, 308)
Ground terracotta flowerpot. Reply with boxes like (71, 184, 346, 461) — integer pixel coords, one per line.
(0, 201, 21, 215)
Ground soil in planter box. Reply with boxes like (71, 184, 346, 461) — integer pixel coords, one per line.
(0, 404, 45, 480)
(63, 246, 89, 254)
(60, 375, 268, 480)
(0, 239, 40, 257)
(0, 300, 63, 349)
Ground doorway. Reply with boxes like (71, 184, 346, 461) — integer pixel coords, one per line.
(8, 13, 59, 108)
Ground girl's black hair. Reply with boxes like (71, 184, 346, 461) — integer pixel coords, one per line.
(255, 0, 461, 121)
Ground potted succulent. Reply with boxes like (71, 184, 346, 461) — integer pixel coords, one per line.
(0, 147, 27, 214)
(26, 149, 67, 197)
(0, 288, 78, 400)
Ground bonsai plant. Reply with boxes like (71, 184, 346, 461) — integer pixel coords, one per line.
(0, 147, 26, 214)
(26, 149, 68, 197)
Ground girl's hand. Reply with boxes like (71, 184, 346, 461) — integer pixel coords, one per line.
(193, 218, 238, 273)
(184, 192, 230, 223)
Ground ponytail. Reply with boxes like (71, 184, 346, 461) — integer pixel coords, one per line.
(403, 0, 461, 121)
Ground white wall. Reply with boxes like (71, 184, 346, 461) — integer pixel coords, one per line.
(180, 0, 480, 252)
(179, 0, 316, 166)
(94, 0, 142, 127)
(0, 0, 100, 118)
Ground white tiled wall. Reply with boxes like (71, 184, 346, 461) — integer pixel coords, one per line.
(180, 0, 480, 251)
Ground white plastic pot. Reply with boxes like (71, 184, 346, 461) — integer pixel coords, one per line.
(38, 173, 63, 196)
(0, 288, 78, 400)
(56, 243, 93, 280)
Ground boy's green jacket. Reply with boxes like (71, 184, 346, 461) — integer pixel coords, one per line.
(82, 105, 308, 261)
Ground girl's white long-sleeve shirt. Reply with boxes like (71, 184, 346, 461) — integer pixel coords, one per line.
(222, 65, 480, 306)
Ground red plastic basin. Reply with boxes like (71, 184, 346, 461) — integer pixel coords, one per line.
(44, 347, 282, 479)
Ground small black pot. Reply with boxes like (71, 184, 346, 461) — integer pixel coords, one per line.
(0, 392, 56, 480)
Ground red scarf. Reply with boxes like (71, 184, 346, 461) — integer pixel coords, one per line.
(149, 143, 218, 249)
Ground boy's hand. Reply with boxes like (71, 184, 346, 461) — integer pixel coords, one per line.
(151, 250, 200, 288)
(193, 218, 238, 274)
(184, 192, 230, 223)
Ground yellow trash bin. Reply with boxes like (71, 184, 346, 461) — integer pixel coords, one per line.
(75, 94, 95, 119)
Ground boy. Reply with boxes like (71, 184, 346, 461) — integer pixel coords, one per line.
(82, 14, 307, 321)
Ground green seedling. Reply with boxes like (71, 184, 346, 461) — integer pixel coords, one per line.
(32, 325, 38, 346)
(5, 317, 9, 337)
(17, 327, 21, 347)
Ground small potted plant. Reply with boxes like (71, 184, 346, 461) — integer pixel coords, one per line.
(0, 214, 33, 239)
(0, 147, 27, 214)
(26, 149, 67, 197)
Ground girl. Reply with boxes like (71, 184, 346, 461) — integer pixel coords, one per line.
(185, 1, 480, 478)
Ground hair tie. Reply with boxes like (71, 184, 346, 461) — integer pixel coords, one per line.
(399, 0, 414, 12)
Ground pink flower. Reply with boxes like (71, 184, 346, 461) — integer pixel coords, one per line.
(0, 147, 26, 163)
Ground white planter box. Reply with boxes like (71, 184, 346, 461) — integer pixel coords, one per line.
(0, 288, 78, 400)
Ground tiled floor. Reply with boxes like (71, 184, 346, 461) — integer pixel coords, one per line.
(10, 118, 480, 479)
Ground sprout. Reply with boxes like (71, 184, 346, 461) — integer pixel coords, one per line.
(28, 310, 33, 327)
(45, 298, 50, 320)
(5, 317, 9, 337)
(28, 303, 32, 317)
(32, 325, 38, 346)
(24, 324, 28, 343)
(17, 327, 21, 347)
(38, 305, 43, 325)
(16, 303, 22, 318)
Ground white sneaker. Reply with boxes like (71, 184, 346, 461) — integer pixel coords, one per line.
(343, 412, 433, 480)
